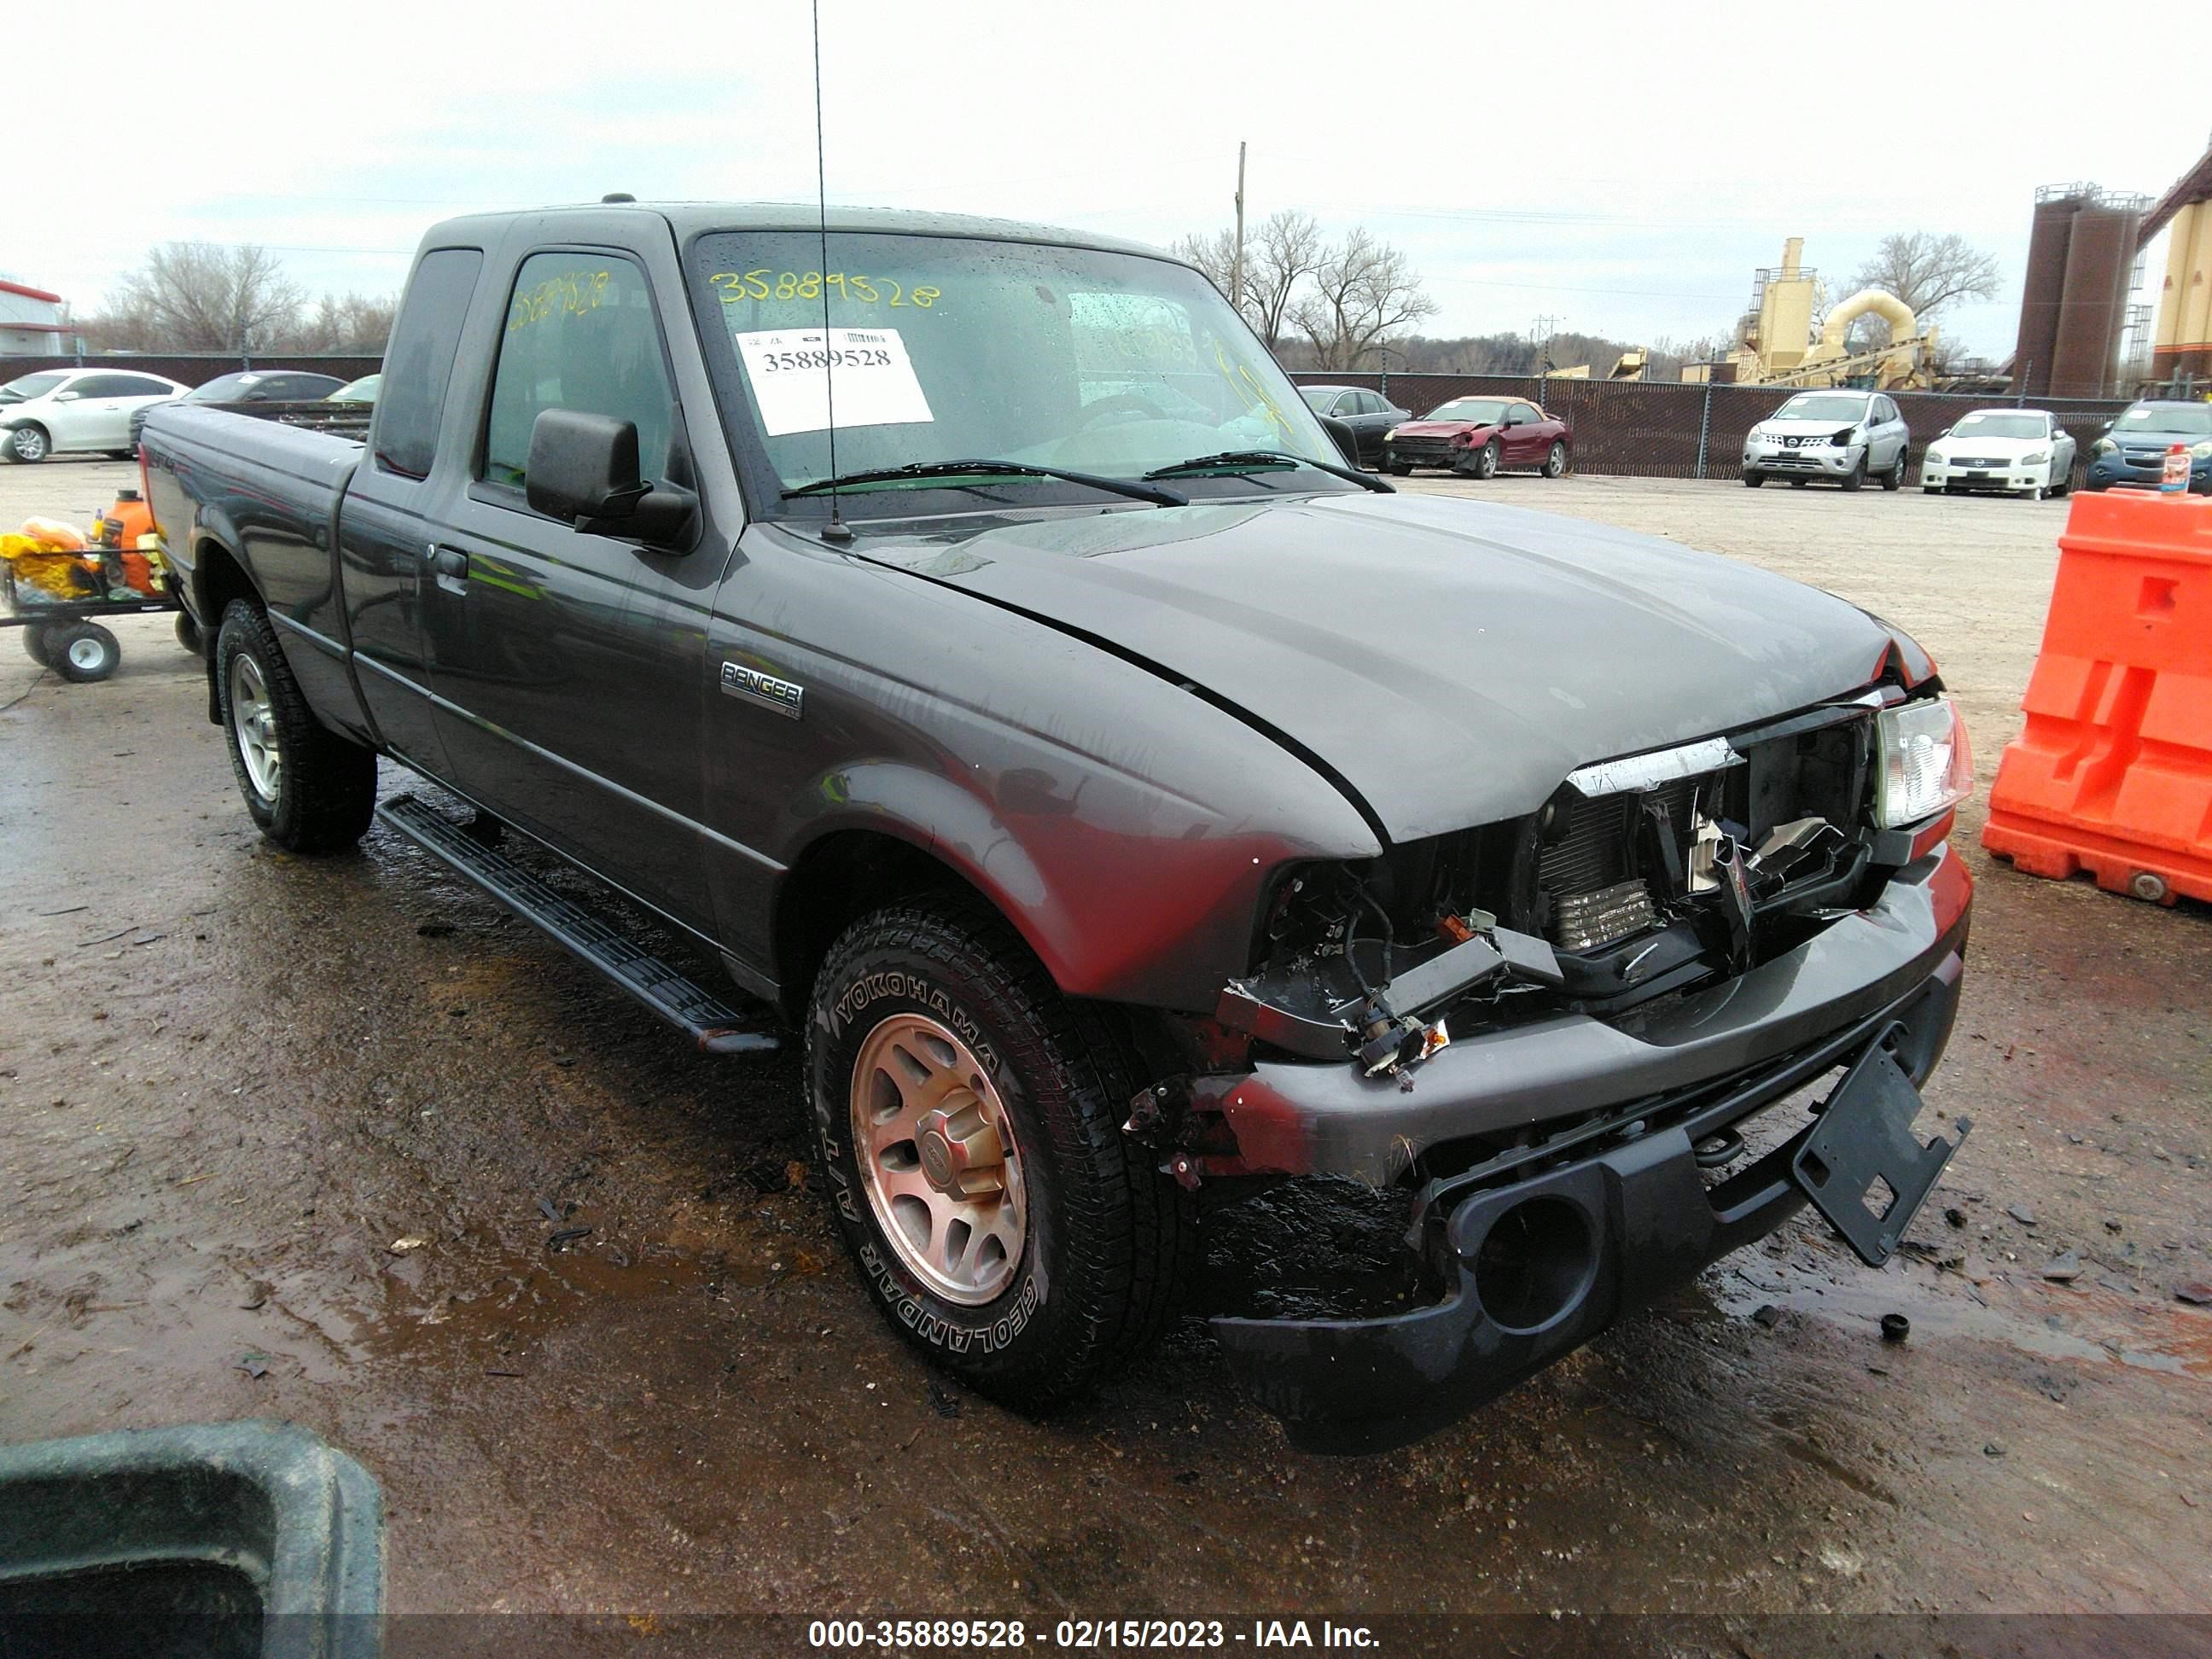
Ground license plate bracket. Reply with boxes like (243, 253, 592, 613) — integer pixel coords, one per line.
(1791, 1025, 1970, 1266)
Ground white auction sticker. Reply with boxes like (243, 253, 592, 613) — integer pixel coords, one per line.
(734, 327, 934, 437)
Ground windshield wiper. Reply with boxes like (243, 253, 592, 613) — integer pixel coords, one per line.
(783, 460, 1186, 508)
(1143, 450, 1393, 494)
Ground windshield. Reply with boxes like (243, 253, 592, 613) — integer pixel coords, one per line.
(329, 375, 380, 403)
(1950, 413, 2046, 440)
(2116, 403, 2212, 436)
(185, 375, 255, 402)
(0, 371, 68, 403)
(689, 231, 1340, 509)
(1425, 399, 1508, 424)
(1774, 394, 1868, 422)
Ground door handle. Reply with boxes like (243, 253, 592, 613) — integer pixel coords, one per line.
(428, 548, 469, 581)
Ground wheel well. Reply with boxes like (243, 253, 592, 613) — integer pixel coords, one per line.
(771, 830, 992, 1022)
(194, 538, 258, 723)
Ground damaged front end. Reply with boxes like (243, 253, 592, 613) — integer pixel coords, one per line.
(1131, 686, 1976, 1452)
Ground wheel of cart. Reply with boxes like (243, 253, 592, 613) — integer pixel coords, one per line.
(45, 620, 122, 681)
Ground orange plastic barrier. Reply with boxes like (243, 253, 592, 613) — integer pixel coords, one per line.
(1981, 491, 2212, 905)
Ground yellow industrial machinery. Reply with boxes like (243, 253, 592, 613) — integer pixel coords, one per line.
(1701, 238, 1936, 389)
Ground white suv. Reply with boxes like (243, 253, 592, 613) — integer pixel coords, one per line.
(1742, 390, 1911, 492)
(0, 368, 189, 463)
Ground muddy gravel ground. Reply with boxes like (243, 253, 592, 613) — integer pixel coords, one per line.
(2, 459, 2207, 1627)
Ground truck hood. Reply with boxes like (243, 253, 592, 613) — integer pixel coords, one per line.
(851, 491, 1895, 841)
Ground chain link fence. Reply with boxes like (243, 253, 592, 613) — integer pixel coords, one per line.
(1291, 371, 2142, 489)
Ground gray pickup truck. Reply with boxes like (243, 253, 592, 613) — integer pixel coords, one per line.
(142, 201, 1975, 1452)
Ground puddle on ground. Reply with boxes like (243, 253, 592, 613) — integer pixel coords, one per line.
(1708, 1248, 2211, 1379)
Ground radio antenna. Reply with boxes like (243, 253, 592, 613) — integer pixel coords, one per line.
(812, 0, 851, 543)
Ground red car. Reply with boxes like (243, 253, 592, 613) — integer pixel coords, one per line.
(1383, 395, 1572, 480)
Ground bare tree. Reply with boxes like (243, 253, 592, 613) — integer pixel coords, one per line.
(90, 242, 306, 353)
(276, 292, 398, 353)
(1290, 229, 1439, 370)
(1173, 209, 1326, 352)
(1843, 231, 2000, 350)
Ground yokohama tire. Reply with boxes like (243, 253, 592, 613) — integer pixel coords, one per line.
(213, 599, 377, 853)
(806, 897, 1194, 1410)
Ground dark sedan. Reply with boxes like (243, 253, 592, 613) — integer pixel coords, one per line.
(1299, 384, 1410, 466)
(129, 370, 348, 449)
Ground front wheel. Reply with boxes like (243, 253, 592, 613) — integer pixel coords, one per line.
(214, 600, 377, 853)
(1388, 463, 1412, 478)
(807, 898, 1194, 1411)
(175, 612, 204, 656)
(1742, 471, 1765, 488)
(1461, 441, 1499, 480)
(20, 625, 51, 667)
(48, 622, 120, 682)
(1840, 455, 1866, 492)
(6, 424, 50, 463)
(1542, 440, 1568, 479)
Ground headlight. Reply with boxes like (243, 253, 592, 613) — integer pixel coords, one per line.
(1924, 448, 1947, 465)
(1877, 696, 1973, 829)
(2093, 437, 2116, 456)
(1834, 428, 1860, 447)
(2022, 451, 2049, 466)
(2190, 440, 2212, 460)
(1385, 427, 1402, 441)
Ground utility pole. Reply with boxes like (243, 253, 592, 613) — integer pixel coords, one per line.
(1231, 141, 1247, 315)
(1532, 313, 1562, 389)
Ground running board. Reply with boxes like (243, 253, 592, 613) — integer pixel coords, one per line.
(376, 794, 779, 1057)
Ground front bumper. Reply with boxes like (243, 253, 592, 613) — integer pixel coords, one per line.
(1743, 440, 1862, 478)
(2085, 454, 2212, 493)
(1206, 847, 1971, 1451)
(1921, 458, 2046, 492)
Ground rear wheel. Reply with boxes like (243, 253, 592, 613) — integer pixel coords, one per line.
(1542, 440, 1568, 479)
(48, 622, 120, 682)
(807, 898, 1194, 1411)
(214, 600, 376, 853)
(1882, 447, 1906, 491)
(20, 625, 52, 667)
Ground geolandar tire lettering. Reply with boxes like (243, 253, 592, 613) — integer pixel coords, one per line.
(806, 898, 1193, 1409)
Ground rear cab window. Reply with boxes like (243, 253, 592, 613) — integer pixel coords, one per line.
(374, 247, 485, 480)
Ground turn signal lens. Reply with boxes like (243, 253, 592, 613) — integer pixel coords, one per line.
(1877, 696, 1973, 829)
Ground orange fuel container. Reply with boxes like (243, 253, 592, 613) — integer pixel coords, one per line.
(94, 488, 154, 552)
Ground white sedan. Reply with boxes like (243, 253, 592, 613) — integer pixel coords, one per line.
(0, 367, 189, 463)
(1920, 408, 2076, 500)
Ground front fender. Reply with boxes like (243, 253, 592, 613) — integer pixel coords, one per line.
(775, 755, 1371, 1010)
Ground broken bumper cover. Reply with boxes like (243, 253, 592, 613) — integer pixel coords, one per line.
(1208, 847, 1969, 1184)
(1208, 849, 1970, 1453)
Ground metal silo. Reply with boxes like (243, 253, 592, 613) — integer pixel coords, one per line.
(2054, 195, 2140, 395)
(2013, 188, 2080, 398)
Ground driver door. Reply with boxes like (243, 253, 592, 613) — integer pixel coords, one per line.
(424, 247, 721, 934)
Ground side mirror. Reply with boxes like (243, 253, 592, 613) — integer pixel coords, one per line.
(54, 390, 79, 403)
(1318, 414, 1361, 469)
(1938, 426, 1952, 438)
(526, 408, 696, 548)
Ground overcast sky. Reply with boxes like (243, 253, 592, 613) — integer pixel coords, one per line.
(11, 1, 2203, 362)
